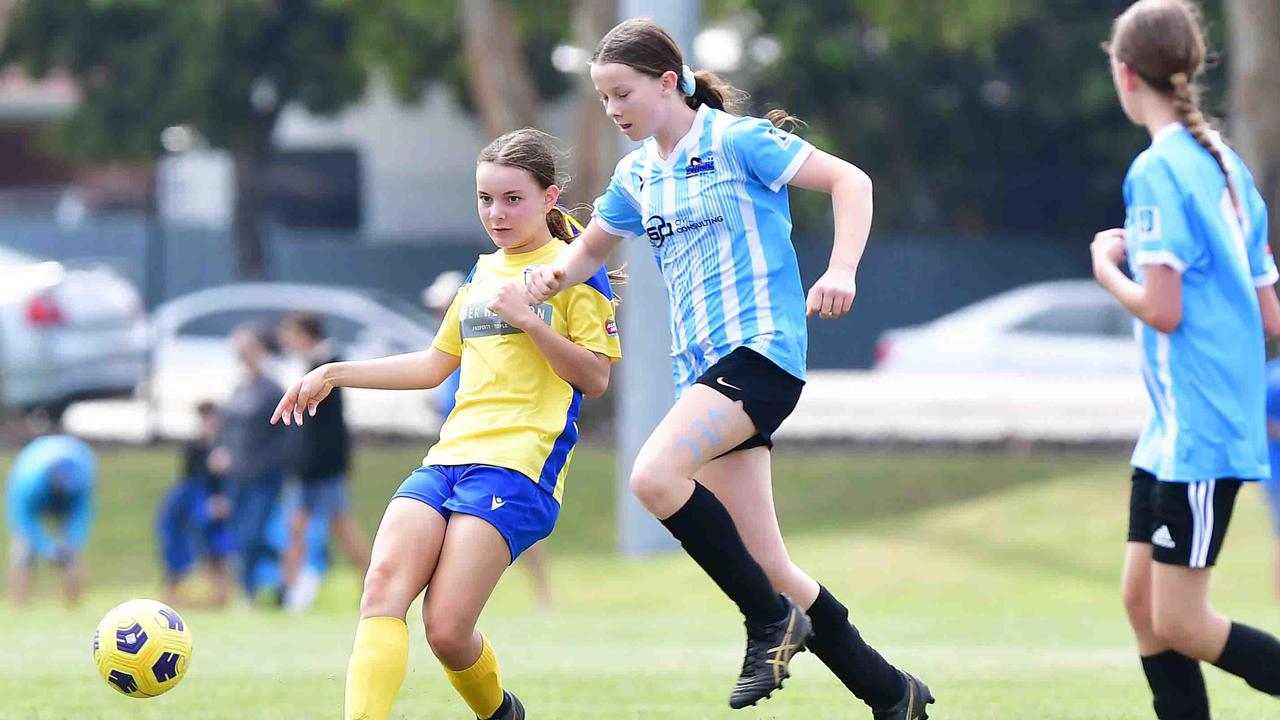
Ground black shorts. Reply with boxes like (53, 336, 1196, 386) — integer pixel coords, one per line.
(694, 347, 804, 453)
(1127, 468, 1242, 568)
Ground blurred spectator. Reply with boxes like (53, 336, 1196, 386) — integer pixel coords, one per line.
(5, 435, 95, 606)
(216, 325, 286, 603)
(423, 269, 554, 609)
(277, 311, 370, 612)
(155, 401, 234, 608)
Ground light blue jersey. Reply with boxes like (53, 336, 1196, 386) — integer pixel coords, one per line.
(594, 104, 814, 392)
(1125, 123, 1278, 483)
(5, 435, 96, 557)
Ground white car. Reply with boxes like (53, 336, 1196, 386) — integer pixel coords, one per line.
(872, 279, 1141, 375)
(0, 244, 147, 420)
(147, 282, 440, 439)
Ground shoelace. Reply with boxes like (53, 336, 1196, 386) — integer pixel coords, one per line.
(739, 621, 776, 675)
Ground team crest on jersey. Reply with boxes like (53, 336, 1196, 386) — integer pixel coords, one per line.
(604, 319, 618, 336)
(1135, 207, 1160, 240)
(645, 215, 674, 248)
(766, 126, 796, 150)
(685, 153, 716, 177)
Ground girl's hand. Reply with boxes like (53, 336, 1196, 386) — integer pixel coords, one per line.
(524, 265, 565, 303)
(806, 264, 857, 319)
(488, 283, 539, 330)
(271, 365, 334, 426)
(1091, 228, 1127, 277)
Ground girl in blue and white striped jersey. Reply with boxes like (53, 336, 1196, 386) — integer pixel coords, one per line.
(1092, 2, 1280, 717)
(526, 18, 930, 718)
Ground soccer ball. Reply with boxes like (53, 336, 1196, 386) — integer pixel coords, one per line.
(92, 599, 192, 698)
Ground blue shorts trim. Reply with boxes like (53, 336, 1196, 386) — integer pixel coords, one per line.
(393, 464, 559, 562)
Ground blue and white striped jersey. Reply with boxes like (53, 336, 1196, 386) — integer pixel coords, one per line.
(1126, 123, 1278, 483)
(593, 104, 814, 392)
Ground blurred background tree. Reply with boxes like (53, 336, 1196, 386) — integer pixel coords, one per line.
(2, 0, 1272, 253)
(2, 0, 368, 278)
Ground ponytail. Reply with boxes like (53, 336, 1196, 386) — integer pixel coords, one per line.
(547, 205, 580, 242)
(549, 205, 627, 305)
(1170, 72, 1242, 218)
(681, 67, 803, 130)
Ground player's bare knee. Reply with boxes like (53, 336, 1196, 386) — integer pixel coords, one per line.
(1151, 607, 1200, 651)
(358, 562, 404, 617)
(424, 609, 473, 665)
(629, 461, 679, 511)
(1121, 583, 1152, 627)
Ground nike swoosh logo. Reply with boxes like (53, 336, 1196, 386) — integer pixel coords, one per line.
(490, 497, 506, 511)
(715, 376, 743, 392)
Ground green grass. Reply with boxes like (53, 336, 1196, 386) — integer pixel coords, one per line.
(2, 445, 1279, 718)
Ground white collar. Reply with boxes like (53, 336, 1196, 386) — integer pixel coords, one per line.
(648, 104, 710, 169)
(1151, 122, 1182, 145)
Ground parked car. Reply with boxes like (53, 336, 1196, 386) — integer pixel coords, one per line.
(872, 279, 1140, 375)
(0, 244, 147, 420)
(147, 282, 440, 439)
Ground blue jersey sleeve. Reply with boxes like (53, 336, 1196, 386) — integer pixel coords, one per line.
(1268, 369, 1280, 424)
(63, 486, 93, 550)
(1245, 179, 1277, 287)
(728, 117, 815, 192)
(6, 477, 55, 557)
(592, 157, 646, 240)
(1124, 159, 1203, 274)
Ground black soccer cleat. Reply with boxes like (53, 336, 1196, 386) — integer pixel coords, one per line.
(729, 593, 812, 709)
(482, 690, 524, 720)
(872, 672, 934, 720)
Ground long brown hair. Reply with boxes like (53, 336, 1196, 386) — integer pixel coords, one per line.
(477, 128, 578, 242)
(476, 129, 627, 296)
(1109, 0, 1241, 216)
(592, 18, 801, 130)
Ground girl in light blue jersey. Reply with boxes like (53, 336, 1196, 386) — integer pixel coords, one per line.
(526, 18, 930, 718)
(1092, 2, 1280, 716)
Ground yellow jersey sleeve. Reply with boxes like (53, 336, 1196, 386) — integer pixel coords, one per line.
(563, 272, 622, 361)
(431, 285, 465, 356)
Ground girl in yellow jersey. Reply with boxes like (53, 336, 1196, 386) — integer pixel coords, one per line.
(271, 128, 621, 720)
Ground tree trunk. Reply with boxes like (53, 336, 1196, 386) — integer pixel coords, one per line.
(459, 0, 538, 136)
(231, 114, 277, 279)
(566, 0, 617, 210)
(1225, 0, 1280, 255)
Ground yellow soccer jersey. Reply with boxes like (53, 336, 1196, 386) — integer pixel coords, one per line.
(424, 239, 621, 503)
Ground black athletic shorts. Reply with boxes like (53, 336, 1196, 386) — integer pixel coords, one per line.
(694, 347, 804, 453)
(1128, 468, 1242, 568)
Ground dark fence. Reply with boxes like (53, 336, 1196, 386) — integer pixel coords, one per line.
(6, 215, 1091, 368)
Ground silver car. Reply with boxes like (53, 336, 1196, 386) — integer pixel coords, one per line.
(147, 282, 440, 439)
(0, 244, 147, 421)
(872, 279, 1140, 375)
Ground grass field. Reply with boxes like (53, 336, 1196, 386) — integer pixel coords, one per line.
(2, 444, 1279, 718)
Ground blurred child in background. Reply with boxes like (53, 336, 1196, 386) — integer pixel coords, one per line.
(156, 400, 234, 608)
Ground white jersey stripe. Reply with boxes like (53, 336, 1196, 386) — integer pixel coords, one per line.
(1187, 481, 1204, 567)
(1156, 334, 1178, 477)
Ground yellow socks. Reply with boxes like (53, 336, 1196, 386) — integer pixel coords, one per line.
(442, 634, 505, 719)
(344, 617, 409, 720)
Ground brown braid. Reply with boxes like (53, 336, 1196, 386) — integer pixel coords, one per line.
(1170, 72, 1242, 218)
(1110, 0, 1242, 218)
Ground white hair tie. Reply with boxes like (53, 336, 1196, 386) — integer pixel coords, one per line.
(679, 65, 696, 95)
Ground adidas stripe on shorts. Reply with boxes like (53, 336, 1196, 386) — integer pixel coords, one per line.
(1128, 468, 1243, 568)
